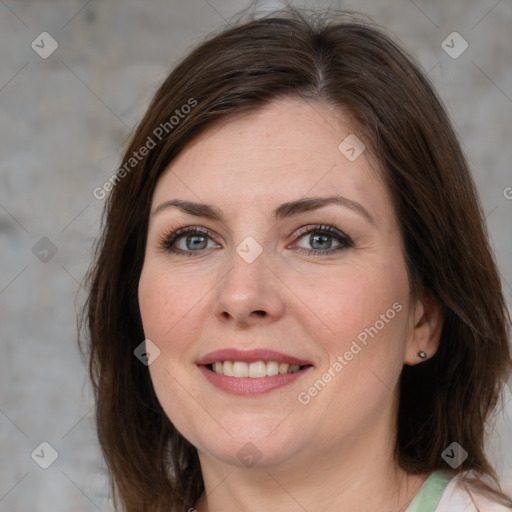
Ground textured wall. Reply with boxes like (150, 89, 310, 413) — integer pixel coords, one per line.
(1, 0, 511, 510)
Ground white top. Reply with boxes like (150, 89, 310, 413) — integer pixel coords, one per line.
(436, 472, 512, 512)
(406, 470, 512, 512)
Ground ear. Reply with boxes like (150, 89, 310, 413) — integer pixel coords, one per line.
(404, 290, 443, 366)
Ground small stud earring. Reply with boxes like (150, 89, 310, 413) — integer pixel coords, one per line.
(418, 351, 427, 359)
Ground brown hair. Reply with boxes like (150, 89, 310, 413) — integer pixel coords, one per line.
(80, 5, 512, 511)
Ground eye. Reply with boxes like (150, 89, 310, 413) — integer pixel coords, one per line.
(291, 224, 353, 256)
(158, 226, 219, 257)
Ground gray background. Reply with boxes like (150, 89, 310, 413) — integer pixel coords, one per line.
(0, 0, 511, 510)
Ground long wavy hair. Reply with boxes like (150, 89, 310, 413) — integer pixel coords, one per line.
(80, 5, 512, 511)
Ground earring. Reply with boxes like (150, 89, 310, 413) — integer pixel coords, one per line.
(418, 351, 427, 359)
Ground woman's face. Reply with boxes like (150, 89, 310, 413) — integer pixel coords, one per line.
(138, 98, 423, 470)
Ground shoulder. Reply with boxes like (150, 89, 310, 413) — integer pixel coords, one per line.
(436, 471, 512, 512)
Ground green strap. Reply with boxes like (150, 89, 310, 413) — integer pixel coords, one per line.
(405, 470, 453, 512)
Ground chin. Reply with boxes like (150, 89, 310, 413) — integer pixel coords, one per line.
(190, 421, 306, 469)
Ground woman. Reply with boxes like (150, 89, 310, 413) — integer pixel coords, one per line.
(81, 5, 512, 512)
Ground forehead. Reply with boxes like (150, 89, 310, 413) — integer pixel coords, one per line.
(151, 98, 390, 224)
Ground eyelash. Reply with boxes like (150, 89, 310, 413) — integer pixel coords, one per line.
(157, 224, 354, 258)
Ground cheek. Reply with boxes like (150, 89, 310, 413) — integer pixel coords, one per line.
(138, 271, 167, 341)
(138, 263, 200, 344)
(302, 269, 409, 427)
(306, 268, 411, 420)
(138, 265, 205, 432)
(138, 262, 213, 403)
(309, 261, 409, 344)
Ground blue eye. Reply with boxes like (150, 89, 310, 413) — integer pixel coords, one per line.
(158, 226, 218, 257)
(292, 224, 353, 256)
(158, 224, 353, 257)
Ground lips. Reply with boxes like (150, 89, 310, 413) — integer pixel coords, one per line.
(196, 348, 313, 395)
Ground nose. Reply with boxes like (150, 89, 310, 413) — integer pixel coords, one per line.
(211, 243, 285, 328)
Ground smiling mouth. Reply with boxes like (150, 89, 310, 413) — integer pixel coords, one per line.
(205, 361, 312, 378)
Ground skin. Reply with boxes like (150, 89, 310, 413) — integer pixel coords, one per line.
(137, 97, 443, 512)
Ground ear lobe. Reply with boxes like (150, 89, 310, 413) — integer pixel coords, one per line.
(404, 291, 443, 366)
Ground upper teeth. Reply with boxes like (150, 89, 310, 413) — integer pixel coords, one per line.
(211, 361, 302, 377)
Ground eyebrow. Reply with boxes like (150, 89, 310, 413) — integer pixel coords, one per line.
(152, 195, 375, 225)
